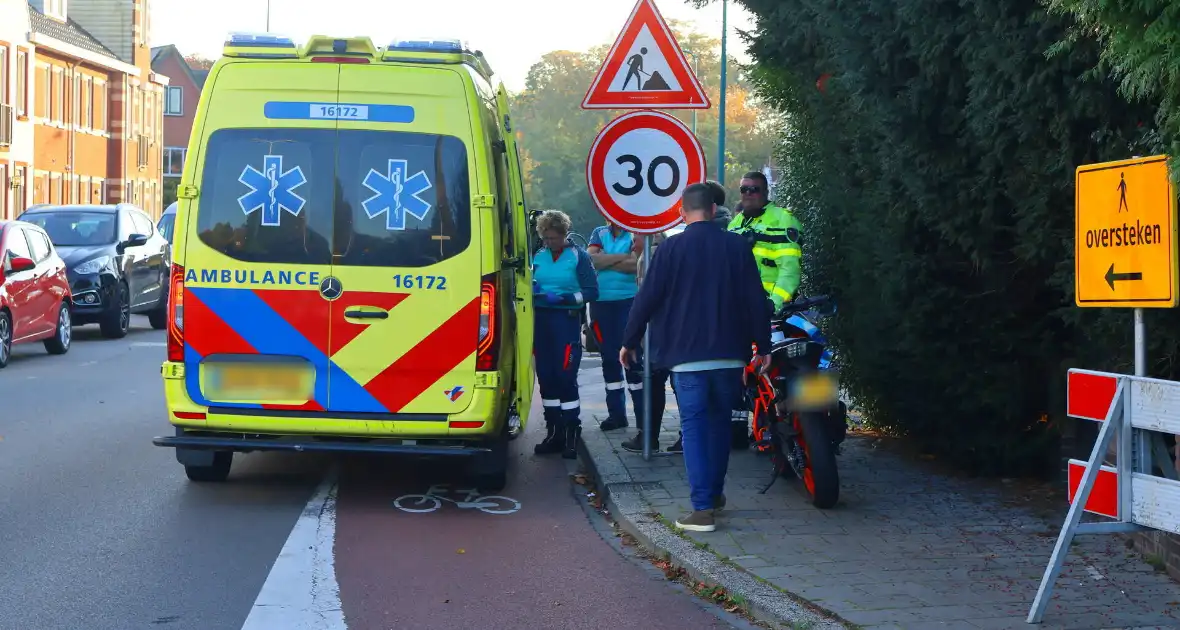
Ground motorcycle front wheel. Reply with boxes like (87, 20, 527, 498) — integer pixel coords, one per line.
(790, 411, 840, 509)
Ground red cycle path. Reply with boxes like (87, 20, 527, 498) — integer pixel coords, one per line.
(332, 401, 737, 629)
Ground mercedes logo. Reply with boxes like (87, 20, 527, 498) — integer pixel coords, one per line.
(319, 276, 343, 301)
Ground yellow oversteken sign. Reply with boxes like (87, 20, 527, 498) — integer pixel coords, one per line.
(1075, 155, 1178, 308)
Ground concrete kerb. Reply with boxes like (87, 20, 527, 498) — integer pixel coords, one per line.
(577, 430, 850, 630)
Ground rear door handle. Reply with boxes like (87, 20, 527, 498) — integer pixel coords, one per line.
(344, 310, 388, 320)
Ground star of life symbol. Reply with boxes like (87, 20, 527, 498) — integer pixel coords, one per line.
(362, 159, 433, 231)
(238, 155, 307, 227)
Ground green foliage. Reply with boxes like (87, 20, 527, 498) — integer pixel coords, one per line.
(163, 179, 178, 208)
(1045, 0, 1180, 178)
(722, 0, 1163, 475)
(510, 21, 782, 235)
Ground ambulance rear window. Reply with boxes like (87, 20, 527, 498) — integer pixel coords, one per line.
(196, 128, 335, 265)
(195, 128, 471, 268)
(333, 130, 471, 268)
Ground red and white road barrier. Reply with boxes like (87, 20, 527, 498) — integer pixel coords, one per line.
(1030, 369, 1180, 623)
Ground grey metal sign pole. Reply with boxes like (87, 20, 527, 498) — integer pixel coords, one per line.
(642, 233, 653, 462)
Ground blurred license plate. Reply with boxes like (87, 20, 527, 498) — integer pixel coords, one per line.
(789, 372, 838, 411)
(203, 362, 314, 403)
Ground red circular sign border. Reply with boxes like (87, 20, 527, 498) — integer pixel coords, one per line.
(586, 110, 707, 234)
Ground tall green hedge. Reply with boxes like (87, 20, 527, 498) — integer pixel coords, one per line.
(719, 0, 1165, 475)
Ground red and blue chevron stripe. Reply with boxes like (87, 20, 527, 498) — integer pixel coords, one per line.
(182, 286, 480, 414)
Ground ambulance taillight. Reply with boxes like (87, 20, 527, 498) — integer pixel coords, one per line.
(166, 263, 185, 362)
(476, 274, 499, 371)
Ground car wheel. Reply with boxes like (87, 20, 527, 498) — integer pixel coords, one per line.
(148, 271, 169, 330)
(0, 311, 11, 369)
(184, 451, 233, 482)
(44, 302, 72, 355)
(148, 302, 168, 330)
(100, 283, 131, 339)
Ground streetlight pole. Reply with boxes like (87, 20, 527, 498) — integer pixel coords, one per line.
(683, 49, 700, 136)
(266, 0, 271, 31)
(717, 0, 727, 183)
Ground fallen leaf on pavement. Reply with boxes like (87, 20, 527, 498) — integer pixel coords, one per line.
(456, 549, 465, 554)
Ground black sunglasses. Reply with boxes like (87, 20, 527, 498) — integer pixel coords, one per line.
(740, 185, 763, 194)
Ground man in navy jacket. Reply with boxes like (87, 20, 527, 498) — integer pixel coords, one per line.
(620, 183, 772, 532)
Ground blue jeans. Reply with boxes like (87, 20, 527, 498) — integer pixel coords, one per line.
(590, 298, 643, 422)
(671, 368, 745, 511)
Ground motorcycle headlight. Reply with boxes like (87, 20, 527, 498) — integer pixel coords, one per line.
(74, 256, 112, 275)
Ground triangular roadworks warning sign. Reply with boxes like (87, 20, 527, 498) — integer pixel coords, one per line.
(581, 0, 711, 110)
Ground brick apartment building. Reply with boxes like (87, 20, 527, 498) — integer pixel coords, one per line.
(150, 44, 204, 184)
(0, 0, 166, 222)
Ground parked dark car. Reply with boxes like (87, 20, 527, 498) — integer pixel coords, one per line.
(19, 204, 170, 338)
(158, 202, 177, 244)
(0, 220, 74, 367)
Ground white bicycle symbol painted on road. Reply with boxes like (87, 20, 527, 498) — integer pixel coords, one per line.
(393, 484, 521, 515)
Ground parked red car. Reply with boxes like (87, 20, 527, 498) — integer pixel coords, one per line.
(0, 220, 73, 368)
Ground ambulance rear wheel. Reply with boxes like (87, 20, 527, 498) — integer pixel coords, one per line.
(472, 431, 510, 493)
(184, 451, 233, 482)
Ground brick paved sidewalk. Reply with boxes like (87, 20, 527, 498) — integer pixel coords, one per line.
(575, 360, 1180, 629)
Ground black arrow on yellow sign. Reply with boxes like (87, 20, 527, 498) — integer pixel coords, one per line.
(1105, 263, 1143, 290)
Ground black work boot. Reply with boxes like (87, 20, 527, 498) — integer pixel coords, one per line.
(599, 416, 628, 431)
(562, 424, 582, 460)
(621, 431, 659, 453)
(667, 433, 683, 453)
(534, 420, 565, 455)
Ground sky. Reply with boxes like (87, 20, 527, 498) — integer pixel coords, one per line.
(150, 0, 756, 91)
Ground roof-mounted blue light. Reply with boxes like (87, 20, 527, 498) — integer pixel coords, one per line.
(385, 39, 465, 54)
(225, 32, 297, 48)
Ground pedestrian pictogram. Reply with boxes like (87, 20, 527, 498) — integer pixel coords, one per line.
(1074, 155, 1178, 308)
(362, 158, 434, 231)
(238, 155, 307, 227)
(586, 110, 706, 233)
(581, 0, 710, 110)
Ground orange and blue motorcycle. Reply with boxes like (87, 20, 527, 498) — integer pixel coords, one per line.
(745, 294, 847, 509)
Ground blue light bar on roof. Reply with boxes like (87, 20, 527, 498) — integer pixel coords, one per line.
(225, 32, 297, 48)
(386, 39, 465, 54)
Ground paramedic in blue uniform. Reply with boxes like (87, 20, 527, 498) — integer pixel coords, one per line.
(532, 210, 599, 459)
(586, 221, 642, 433)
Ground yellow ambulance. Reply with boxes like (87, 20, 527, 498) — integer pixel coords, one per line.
(152, 34, 535, 491)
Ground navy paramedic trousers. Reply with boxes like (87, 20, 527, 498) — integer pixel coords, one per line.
(590, 298, 644, 424)
(535, 307, 583, 428)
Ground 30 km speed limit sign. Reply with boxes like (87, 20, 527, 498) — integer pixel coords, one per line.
(586, 110, 707, 234)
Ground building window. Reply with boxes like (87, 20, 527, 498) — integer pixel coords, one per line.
(164, 85, 182, 116)
(163, 147, 186, 177)
(0, 47, 8, 106)
(95, 82, 106, 131)
(145, 88, 153, 136)
(42, 66, 51, 119)
(72, 72, 81, 128)
(83, 77, 92, 130)
(16, 51, 27, 117)
(0, 165, 7, 221)
(15, 166, 27, 215)
(45, 0, 67, 19)
(54, 69, 63, 123)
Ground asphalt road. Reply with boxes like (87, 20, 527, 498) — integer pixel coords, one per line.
(0, 323, 746, 630)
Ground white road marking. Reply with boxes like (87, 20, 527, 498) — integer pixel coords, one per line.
(240, 471, 347, 630)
